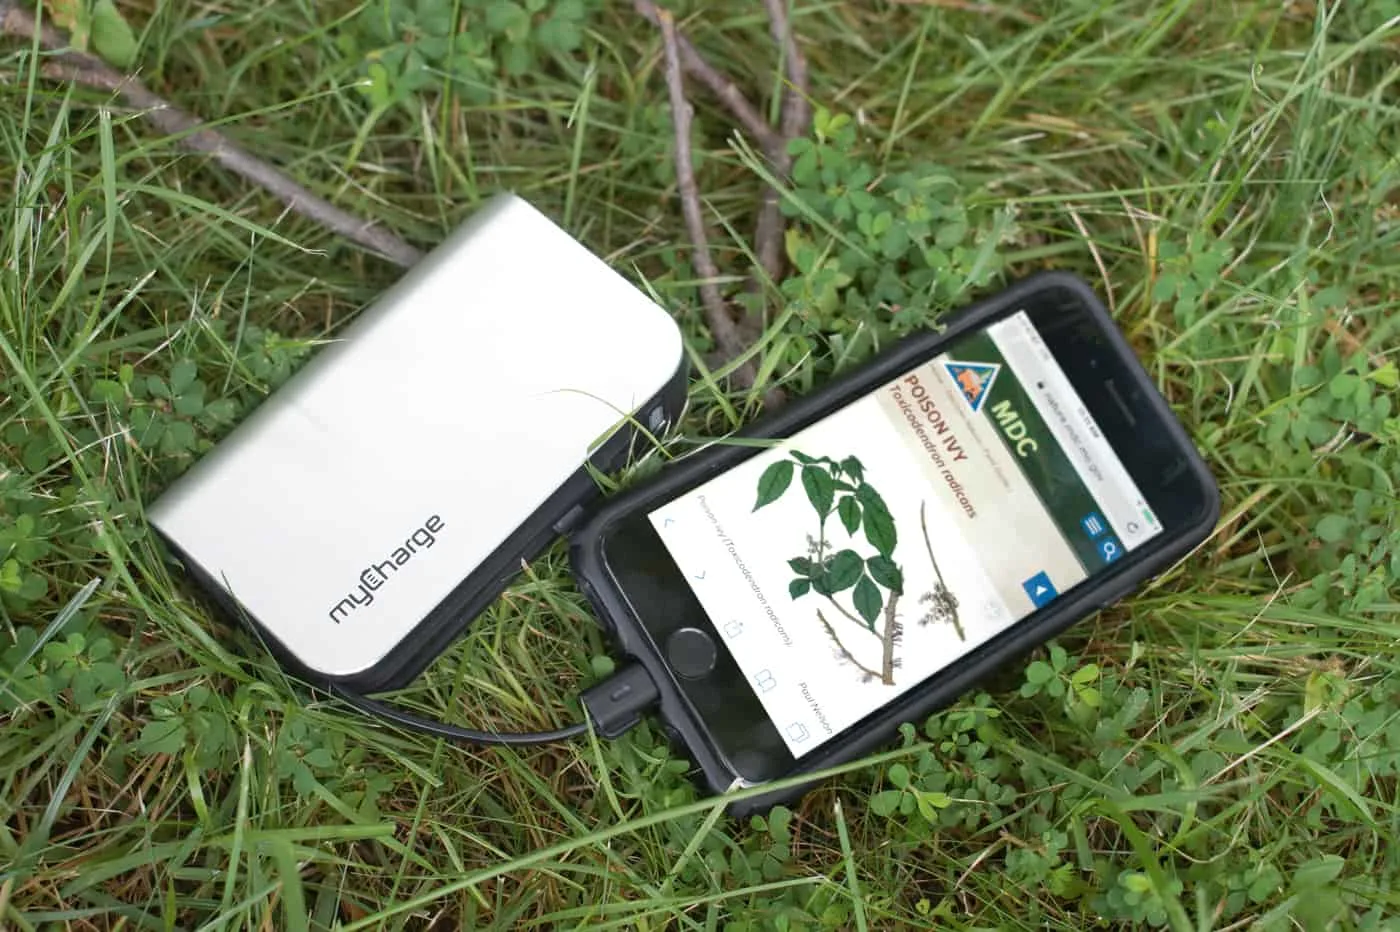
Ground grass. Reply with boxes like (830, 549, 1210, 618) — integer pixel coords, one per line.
(2, 0, 1399, 928)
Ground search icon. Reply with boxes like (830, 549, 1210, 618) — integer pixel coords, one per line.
(1099, 539, 1122, 562)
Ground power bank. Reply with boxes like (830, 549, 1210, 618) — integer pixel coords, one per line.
(148, 194, 687, 692)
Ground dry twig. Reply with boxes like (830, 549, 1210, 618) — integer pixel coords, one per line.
(635, 0, 811, 287)
(633, 0, 780, 153)
(753, 0, 812, 286)
(637, 1, 812, 402)
(656, 9, 758, 390)
(0, 2, 424, 268)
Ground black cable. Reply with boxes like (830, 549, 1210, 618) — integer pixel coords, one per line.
(330, 662, 659, 747)
(332, 686, 590, 746)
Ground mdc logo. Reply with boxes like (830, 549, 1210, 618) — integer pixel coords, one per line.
(943, 360, 1001, 413)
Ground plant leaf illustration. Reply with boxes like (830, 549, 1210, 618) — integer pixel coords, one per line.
(802, 465, 837, 516)
(788, 556, 816, 576)
(824, 549, 864, 592)
(866, 554, 904, 593)
(853, 575, 882, 626)
(762, 448, 920, 686)
(838, 496, 862, 535)
(857, 483, 897, 557)
(754, 459, 794, 510)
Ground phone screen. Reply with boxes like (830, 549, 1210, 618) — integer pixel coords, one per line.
(646, 310, 1163, 759)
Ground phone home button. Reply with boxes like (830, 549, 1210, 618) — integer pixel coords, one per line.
(665, 627, 718, 679)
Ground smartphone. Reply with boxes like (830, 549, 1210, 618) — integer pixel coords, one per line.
(571, 271, 1219, 812)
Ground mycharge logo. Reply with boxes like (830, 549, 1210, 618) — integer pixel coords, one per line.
(328, 515, 445, 623)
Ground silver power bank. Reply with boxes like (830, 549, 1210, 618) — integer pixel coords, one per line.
(148, 194, 687, 690)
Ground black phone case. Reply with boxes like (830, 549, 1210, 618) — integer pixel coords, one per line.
(569, 271, 1220, 816)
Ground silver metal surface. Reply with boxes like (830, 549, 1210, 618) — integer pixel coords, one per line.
(149, 194, 683, 677)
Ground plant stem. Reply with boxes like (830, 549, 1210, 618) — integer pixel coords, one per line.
(821, 594, 869, 632)
(947, 609, 966, 642)
(919, 500, 947, 589)
(920, 501, 965, 641)
(815, 609, 883, 683)
(878, 589, 900, 686)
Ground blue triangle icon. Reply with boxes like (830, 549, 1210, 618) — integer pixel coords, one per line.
(943, 360, 1001, 413)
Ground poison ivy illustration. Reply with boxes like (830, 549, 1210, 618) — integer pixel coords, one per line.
(754, 450, 964, 686)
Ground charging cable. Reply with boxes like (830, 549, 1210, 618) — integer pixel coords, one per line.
(329, 662, 659, 747)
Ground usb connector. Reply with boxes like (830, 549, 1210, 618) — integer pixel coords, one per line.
(579, 663, 660, 739)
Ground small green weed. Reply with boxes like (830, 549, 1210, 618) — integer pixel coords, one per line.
(134, 683, 237, 769)
(342, 0, 593, 109)
(1, 626, 126, 713)
(776, 107, 1018, 389)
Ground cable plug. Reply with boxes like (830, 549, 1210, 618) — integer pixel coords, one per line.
(579, 663, 659, 739)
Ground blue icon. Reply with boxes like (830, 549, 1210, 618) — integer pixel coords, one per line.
(1022, 571, 1058, 608)
(1081, 511, 1107, 538)
(943, 360, 1002, 412)
(1098, 536, 1122, 563)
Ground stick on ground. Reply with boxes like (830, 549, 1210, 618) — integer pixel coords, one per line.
(656, 9, 759, 391)
(633, 0, 780, 154)
(753, 0, 812, 287)
(0, 3, 424, 269)
(637, 2, 811, 402)
(635, 0, 809, 291)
